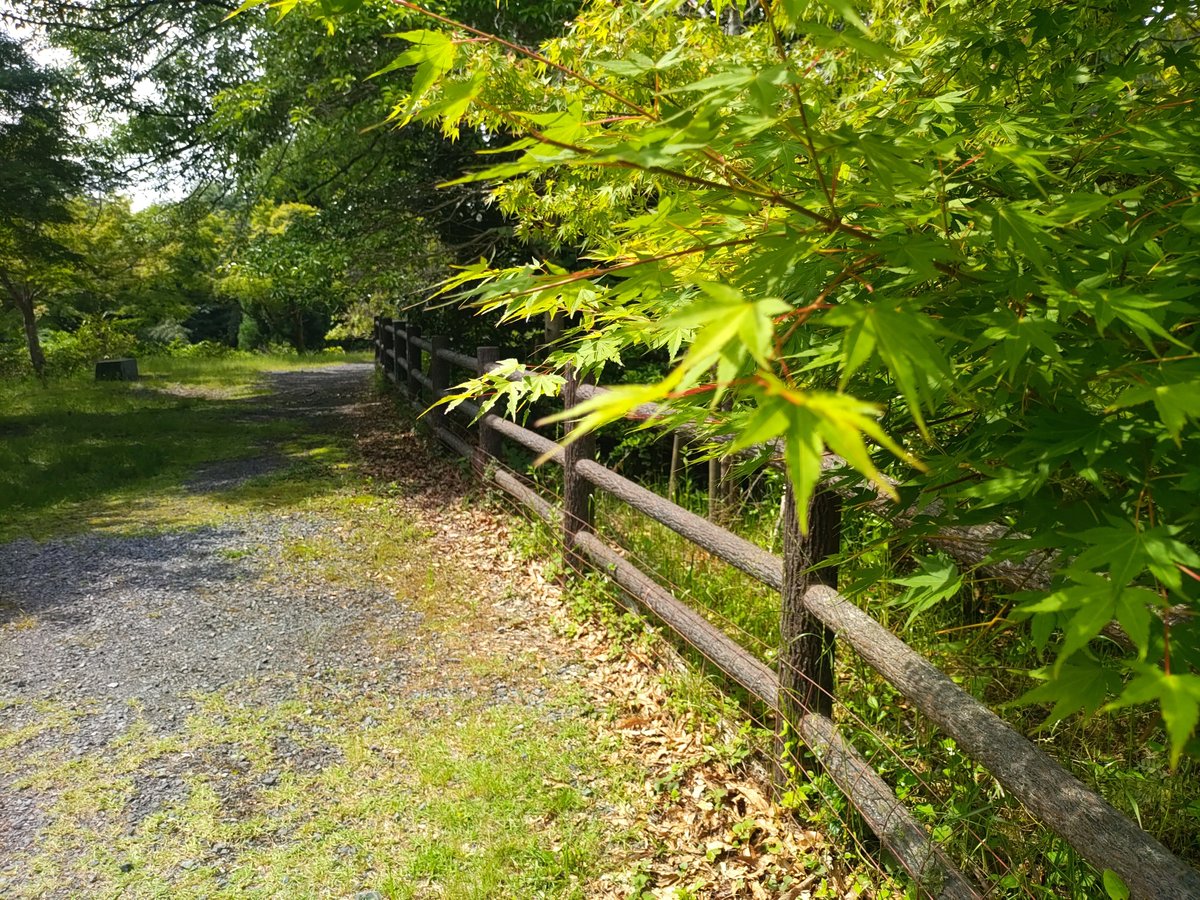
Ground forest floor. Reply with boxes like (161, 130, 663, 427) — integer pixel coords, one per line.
(0, 362, 863, 900)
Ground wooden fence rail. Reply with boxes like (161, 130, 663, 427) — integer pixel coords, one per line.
(372, 317, 1200, 900)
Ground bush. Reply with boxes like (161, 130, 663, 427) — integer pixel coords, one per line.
(141, 318, 191, 347)
(237, 314, 264, 351)
(262, 340, 298, 357)
(167, 339, 235, 359)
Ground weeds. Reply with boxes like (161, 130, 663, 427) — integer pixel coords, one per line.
(0, 354, 365, 542)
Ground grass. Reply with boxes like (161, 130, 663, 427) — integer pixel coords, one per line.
(140, 350, 373, 394)
(508, 516, 903, 899)
(11, 685, 637, 899)
(20, 352, 1176, 897)
(0, 352, 366, 542)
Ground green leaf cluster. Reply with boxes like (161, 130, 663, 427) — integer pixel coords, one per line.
(303, 0, 1200, 762)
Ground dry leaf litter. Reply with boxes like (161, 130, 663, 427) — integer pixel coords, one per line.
(352, 388, 881, 900)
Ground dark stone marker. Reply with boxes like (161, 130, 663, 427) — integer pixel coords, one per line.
(95, 358, 139, 381)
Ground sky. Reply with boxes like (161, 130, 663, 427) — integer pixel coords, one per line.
(3, 14, 182, 211)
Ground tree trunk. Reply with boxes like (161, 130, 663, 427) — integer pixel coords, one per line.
(4, 279, 46, 378)
(292, 305, 306, 352)
(779, 485, 841, 722)
(667, 431, 682, 503)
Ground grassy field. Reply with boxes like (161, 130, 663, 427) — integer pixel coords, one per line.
(0, 352, 369, 542)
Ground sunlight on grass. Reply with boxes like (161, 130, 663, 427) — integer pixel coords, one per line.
(139, 350, 372, 394)
(0, 357, 366, 542)
(6, 653, 638, 899)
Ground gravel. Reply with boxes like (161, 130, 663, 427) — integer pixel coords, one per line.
(0, 365, 430, 890)
(0, 516, 418, 732)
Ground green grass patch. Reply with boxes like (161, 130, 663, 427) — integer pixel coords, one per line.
(0, 383, 288, 541)
(139, 350, 372, 394)
(8, 658, 639, 899)
(0, 355, 365, 542)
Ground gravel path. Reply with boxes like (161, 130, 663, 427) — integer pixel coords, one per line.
(0, 364, 835, 900)
(0, 365, 559, 896)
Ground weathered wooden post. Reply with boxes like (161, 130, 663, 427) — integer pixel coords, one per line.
(430, 335, 450, 427)
(561, 365, 595, 580)
(475, 346, 501, 474)
(406, 324, 422, 398)
(777, 484, 841, 779)
(544, 311, 565, 349)
(394, 319, 407, 385)
(708, 454, 720, 519)
(373, 316, 381, 367)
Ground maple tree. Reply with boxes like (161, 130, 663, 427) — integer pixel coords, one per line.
(269, 0, 1200, 763)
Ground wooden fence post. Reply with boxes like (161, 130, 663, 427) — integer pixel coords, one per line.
(373, 316, 381, 367)
(545, 311, 565, 349)
(777, 484, 841, 778)
(430, 335, 450, 426)
(406, 323, 422, 398)
(391, 320, 404, 385)
(562, 365, 595, 579)
(475, 346, 501, 473)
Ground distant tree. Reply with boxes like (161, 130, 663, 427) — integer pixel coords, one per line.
(215, 202, 346, 351)
(13, 0, 581, 341)
(0, 33, 86, 377)
(47, 197, 207, 332)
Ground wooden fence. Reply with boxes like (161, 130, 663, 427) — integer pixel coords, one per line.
(373, 317, 1200, 900)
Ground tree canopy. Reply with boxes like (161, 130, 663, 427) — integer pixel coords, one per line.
(0, 31, 87, 375)
(274, 0, 1200, 765)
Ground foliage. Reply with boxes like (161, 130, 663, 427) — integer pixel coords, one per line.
(304, 0, 1200, 762)
(9, 0, 594, 357)
(0, 31, 87, 375)
(36, 317, 140, 376)
(0, 191, 240, 375)
(217, 202, 336, 351)
(5, 0, 261, 187)
(0, 34, 81, 222)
